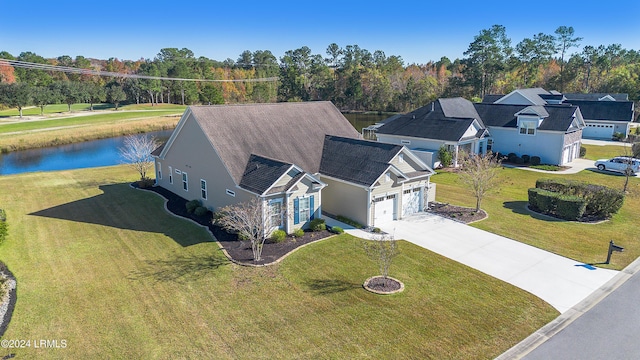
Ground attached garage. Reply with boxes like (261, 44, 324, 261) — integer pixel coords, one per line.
(402, 188, 422, 217)
(374, 194, 397, 225)
(583, 123, 614, 139)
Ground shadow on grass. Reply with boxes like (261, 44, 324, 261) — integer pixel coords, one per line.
(128, 254, 228, 283)
(503, 201, 565, 222)
(29, 183, 214, 247)
(304, 278, 361, 295)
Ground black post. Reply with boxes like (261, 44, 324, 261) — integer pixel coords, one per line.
(606, 240, 624, 264)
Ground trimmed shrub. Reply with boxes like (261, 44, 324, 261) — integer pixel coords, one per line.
(291, 228, 305, 238)
(194, 206, 209, 217)
(613, 132, 625, 141)
(514, 156, 525, 165)
(372, 227, 382, 233)
(270, 229, 287, 243)
(438, 145, 453, 167)
(309, 218, 326, 232)
(330, 226, 344, 234)
(522, 154, 530, 163)
(534, 178, 624, 219)
(528, 188, 557, 214)
(138, 177, 155, 188)
(0, 209, 6, 244)
(336, 215, 365, 229)
(556, 195, 587, 220)
(530, 156, 541, 166)
(579, 146, 587, 157)
(186, 199, 202, 213)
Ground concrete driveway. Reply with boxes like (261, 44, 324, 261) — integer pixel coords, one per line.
(375, 213, 618, 314)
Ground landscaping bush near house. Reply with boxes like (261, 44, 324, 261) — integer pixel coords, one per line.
(580, 146, 587, 158)
(530, 165, 561, 171)
(530, 156, 541, 166)
(613, 132, 625, 141)
(137, 177, 155, 188)
(522, 154, 530, 163)
(0, 209, 6, 244)
(527, 188, 586, 220)
(291, 228, 305, 238)
(330, 226, 344, 234)
(309, 218, 326, 232)
(186, 199, 202, 213)
(438, 145, 453, 168)
(531, 178, 624, 220)
(336, 215, 365, 229)
(270, 229, 287, 243)
(194, 206, 209, 217)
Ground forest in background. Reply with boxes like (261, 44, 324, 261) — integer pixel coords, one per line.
(1, 25, 639, 114)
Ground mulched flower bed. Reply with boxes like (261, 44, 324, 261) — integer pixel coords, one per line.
(363, 276, 404, 294)
(426, 202, 487, 224)
(138, 185, 333, 266)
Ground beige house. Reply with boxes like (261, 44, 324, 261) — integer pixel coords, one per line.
(152, 102, 434, 232)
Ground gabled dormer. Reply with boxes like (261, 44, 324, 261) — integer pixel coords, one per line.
(515, 106, 547, 135)
(598, 94, 616, 101)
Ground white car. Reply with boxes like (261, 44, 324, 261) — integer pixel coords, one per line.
(595, 157, 640, 174)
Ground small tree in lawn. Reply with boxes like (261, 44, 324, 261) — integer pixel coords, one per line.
(215, 198, 283, 262)
(363, 233, 399, 279)
(107, 84, 127, 110)
(457, 151, 502, 212)
(119, 134, 160, 185)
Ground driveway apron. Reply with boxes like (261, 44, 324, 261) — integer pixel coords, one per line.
(376, 213, 618, 314)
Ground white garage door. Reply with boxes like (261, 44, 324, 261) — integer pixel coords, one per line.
(374, 195, 396, 224)
(402, 188, 421, 217)
(583, 123, 614, 139)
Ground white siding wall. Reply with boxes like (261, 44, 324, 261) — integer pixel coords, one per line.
(321, 177, 370, 226)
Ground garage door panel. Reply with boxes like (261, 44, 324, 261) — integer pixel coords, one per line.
(403, 189, 421, 217)
(583, 123, 614, 139)
(374, 195, 396, 224)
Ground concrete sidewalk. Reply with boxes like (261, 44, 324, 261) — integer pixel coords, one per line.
(373, 213, 619, 314)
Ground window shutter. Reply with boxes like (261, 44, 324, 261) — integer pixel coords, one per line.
(309, 195, 315, 220)
(293, 197, 299, 224)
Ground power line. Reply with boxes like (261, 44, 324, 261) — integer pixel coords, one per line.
(0, 59, 279, 83)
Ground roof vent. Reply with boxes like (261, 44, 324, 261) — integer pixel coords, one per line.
(412, 115, 415, 119)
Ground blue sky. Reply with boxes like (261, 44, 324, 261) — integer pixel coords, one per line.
(2, 1, 639, 65)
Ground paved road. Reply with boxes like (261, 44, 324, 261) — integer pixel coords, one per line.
(374, 213, 618, 314)
(499, 258, 640, 359)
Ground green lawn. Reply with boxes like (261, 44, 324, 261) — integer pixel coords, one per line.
(582, 144, 629, 161)
(0, 103, 187, 117)
(433, 166, 640, 270)
(0, 166, 556, 359)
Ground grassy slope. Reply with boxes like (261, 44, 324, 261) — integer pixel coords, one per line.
(0, 166, 556, 359)
(433, 166, 640, 270)
(582, 144, 629, 161)
(0, 103, 187, 117)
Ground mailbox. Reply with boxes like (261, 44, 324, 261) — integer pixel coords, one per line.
(606, 240, 624, 264)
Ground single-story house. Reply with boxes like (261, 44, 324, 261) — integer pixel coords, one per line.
(375, 98, 489, 168)
(152, 102, 435, 232)
(375, 93, 585, 166)
(484, 88, 634, 139)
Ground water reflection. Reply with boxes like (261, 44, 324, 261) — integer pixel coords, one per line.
(0, 130, 173, 175)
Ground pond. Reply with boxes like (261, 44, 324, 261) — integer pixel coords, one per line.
(0, 112, 393, 176)
(0, 130, 173, 176)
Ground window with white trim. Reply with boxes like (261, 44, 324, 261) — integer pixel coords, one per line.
(226, 189, 235, 197)
(401, 139, 411, 145)
(182, 172, 188, 191)
(269, 199, 283, 228)
(298, 197, 311, 223)
(385, 173, 391, 182)
(169, 167, 173, 184)
(398, 153, 404, 163)
(200, 179, 207, 200)
(157, 162, 162, 180)
(519, 120, 537, 135)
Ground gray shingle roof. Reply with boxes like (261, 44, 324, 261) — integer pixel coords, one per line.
(564, 100, 633, 122)
(239, 154, 293, 195)
(376, 99, 484, 141)
(564, 93, 629, 101)
(482, 94, 503, 103)
(188, 102, 360, 184)
(474, 103, 580, 132)
(320, 135, 403, 187)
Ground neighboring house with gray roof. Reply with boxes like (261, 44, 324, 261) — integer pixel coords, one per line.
(485, 88, 635, 139)
(375, 98, 488, 167)
(152, 102, 435, 232)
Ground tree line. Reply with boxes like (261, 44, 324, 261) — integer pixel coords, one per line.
(1, 24, 639, 116)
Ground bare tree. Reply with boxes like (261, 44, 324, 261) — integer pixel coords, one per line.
(214, 198, 285, 261)
(363, 233, 398, 278)
(119, 134, 160, 182)
(457, 151, 502, 212)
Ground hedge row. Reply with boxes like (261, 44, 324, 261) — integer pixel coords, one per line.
(535, 178, 624, 218)
(528, 188, 587, 220)
(0, 209, 6, 244)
